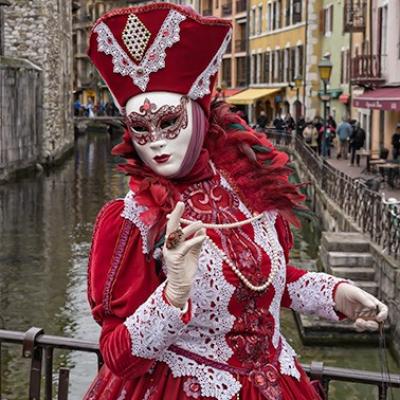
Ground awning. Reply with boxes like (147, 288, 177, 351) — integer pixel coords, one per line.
(353, 87, 400, 111)
(339, 94, 350, 104)
(226, 88, 281, 105)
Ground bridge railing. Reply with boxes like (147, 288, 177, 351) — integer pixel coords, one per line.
(264, 128, 400, 259)
(0, 328, 399, 400)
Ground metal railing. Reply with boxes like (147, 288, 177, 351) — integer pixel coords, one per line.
(265, 129, 400, 259)
(0, 328, 102, 400)
(351, 54, 385, 84)
(0, 328, 399, 399)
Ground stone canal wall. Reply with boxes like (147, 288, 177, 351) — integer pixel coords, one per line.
(2, 0, 74, 179)
(0, 57, 42, 180)
(292, 149, 400, 361)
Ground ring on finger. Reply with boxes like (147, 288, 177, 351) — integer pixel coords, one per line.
(166, 228, 184, 249)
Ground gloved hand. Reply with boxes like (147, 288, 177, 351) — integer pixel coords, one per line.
(334, 283, 388, 332)
(164, 202, 206, 309)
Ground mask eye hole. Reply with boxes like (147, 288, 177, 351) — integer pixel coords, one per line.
(160, 117, 178, 130)
(131, 125, 148, 133)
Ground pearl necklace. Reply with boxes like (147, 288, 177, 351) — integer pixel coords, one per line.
(180, 214, 264, 229)
(206, 218, 280, 292)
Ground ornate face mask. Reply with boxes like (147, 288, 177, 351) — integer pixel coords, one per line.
(125, 92, 194, 178)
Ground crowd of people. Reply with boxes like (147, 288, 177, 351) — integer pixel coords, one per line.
(74, 97, 120, 118)
(299, 115, 367, 166)
(253, 112, 372, 166)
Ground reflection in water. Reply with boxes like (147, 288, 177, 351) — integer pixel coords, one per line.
(0, 132, 398, 399)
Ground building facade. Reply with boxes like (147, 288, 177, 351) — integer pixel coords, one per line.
(3, 0, 74, 165)
(319, 0, 351, 123)
(351, 0, 400, 154)
(198, 0, 249, 99)
(73, 0, 198, 108)
(245, 0, 307, 123)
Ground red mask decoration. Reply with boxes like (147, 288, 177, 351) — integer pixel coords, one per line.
(127, 96, 189, 145)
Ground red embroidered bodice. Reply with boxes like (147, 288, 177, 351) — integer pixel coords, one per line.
(86, 170, 342, 400)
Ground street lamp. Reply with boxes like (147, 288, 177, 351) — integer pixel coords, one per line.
(318, 57, 333, 157)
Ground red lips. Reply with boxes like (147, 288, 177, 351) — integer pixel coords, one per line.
(153, 154, 171, 164)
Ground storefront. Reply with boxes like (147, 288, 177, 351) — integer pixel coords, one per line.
(354, 87, 400, 153)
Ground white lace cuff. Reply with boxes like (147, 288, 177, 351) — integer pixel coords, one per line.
(286, 272, 344, 321)
(124, 282, 191, 359)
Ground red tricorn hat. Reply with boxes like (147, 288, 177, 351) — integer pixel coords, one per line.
(88, 3, 232, 115)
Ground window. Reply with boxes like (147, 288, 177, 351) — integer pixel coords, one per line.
(297, 45, 304, 77)
(252, 54, 257, 84)
(236, 57, 247, 87)
(290, 47, 296, 81)
(284, 48, 290, 82)
(340, 50, 350, 84)
(271, 52, 275, 82)
(267, 3, 272, 31)
(293, 0, 302, 23)
(222, 58, 231, 87)
(276, 1, 282, 29)
(251, 8, 256, 36)
(286, 0, 292, 26)
(257, 5, 263, 34)
(273, 1, 281, 30)
(324, 5, 334, 36)
(265, 52, 271, 83)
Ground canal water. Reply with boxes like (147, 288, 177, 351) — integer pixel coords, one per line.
(0, 131, 398, 399)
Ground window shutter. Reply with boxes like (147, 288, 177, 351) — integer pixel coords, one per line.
(320, 9, 325, 33)
(330, 5, 334, 34)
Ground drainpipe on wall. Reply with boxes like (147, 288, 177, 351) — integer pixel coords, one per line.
(0, 0, 11, 57)
(303, 0, 309, 117)
(349, 0, 353, 119)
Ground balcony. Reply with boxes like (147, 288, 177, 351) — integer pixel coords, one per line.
(222, 2, 232, 17)
(236, 0, 247, 13)
(235, 39, 246, 52)
(351, 54, 386, 86)
(343, 0, 366, 33)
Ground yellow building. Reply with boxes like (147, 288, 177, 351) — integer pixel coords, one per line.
(199, 0, 249, 100)
(226, 0, 306, 123)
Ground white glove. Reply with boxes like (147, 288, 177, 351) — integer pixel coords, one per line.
(164, 202, 206, 309)
(334, 283, 388, 332)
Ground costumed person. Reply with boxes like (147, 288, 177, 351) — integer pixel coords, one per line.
(84, 4, 388, 400)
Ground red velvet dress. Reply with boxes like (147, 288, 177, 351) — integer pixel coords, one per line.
(84, 169, 342, 400)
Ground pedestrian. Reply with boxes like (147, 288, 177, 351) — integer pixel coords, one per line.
(212, 86, 224, 104)
(256, 110, 268, 131)
(236, 109, 249, 124)
(391, 123, 400, 161)
(74, 98, 81, 116)
(321, 125, 332, 158)
(313, 116, 323, 155)
(283, 112, 295, 145)
(336, 117, 352, 160)
(273, 113, 284, 144)
(303, 121, 319, 153)
(296, 116, 306, 139)
(349, 122, 366, 166)
(84, 4, 388, 400)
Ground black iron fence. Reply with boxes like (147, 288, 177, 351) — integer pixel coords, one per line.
(0, 328, 399, 399)
(265, 129, 400, 259)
